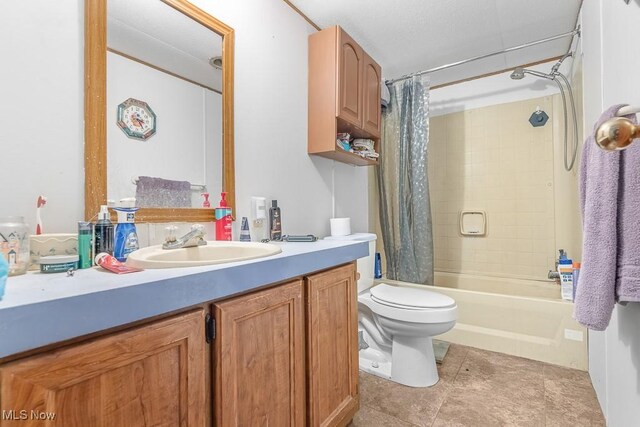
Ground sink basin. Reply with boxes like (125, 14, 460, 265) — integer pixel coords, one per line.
(126, 241, 282, 269)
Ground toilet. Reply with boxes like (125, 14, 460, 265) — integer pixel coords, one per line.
(325, 233, 457, 388)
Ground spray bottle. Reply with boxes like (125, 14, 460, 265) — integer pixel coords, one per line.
(113, 206, 139, 262)
(215, 192, 233, 241)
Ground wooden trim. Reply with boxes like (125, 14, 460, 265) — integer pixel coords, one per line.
(431, 56, 563, 90)
(107, 47, 221, 94)
(282, 0, 321, 31)
(85, 0, 235, 222)
(85, 0, 107, 222)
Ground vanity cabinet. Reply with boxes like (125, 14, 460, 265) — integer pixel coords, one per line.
(305, 263, 359, 427)
(0, 264, 359, 427)
(309, 26, 382, 166)
(213, 279, 306, 426)
(0, 309, 208, 426)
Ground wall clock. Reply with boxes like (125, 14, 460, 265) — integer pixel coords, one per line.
(116, 98, 157, 140)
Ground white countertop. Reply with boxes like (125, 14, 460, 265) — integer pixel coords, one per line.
(0, 239, 368, 358)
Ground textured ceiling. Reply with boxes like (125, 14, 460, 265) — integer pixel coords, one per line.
(288, 0, 582, 86)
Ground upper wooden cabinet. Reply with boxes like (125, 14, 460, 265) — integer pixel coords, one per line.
(362, 52, 382, 137)
(214, 279, 306, 426)
(309, 26, 382, 166)
(337, 30, 363, 127)
(0, 309, 208, 427)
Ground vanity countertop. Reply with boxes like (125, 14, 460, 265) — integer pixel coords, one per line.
(0, 239, 368, 359)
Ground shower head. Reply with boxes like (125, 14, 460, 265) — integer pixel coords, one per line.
(510, 67, 525, 80)
(509, 67, 554, 81)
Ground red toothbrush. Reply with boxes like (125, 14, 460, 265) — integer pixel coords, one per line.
(36, 195, 47, 235)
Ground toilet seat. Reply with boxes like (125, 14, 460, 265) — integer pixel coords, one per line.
(370, 283, 455, 310)
(359, 288, 457, 324)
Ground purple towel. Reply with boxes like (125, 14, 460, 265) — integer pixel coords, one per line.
(135, 176, 191, 208)
(575, 105, 640, 330)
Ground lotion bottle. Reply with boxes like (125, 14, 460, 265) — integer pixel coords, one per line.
(269, 200, 282, 241)
(215, 192, 233, 241)
(94, 205, 114, 256)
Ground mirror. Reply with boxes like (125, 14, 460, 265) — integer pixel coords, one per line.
(85, 0, 234, 222)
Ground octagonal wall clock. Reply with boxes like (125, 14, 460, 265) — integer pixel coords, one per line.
(116, 98, 157, 140)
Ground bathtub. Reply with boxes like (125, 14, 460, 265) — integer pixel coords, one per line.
(377, 271, 588, 370)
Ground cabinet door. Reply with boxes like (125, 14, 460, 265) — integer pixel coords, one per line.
(214, 280, 305, 426)
(362, 53, 382, 137)
(306, 263, 358, 427)
(0, 309, 208, 427)
(336, 28, 363, 127)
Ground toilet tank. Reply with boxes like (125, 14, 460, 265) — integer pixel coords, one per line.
(324, 233, 377, 293)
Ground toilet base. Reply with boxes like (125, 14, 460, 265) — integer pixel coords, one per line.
(358, 333, 440, 388)
(391, 335, 439, 387)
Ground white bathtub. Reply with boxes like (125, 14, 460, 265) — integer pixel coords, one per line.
(377, 271, 588, 370)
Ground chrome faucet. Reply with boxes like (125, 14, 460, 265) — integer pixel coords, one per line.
(163, 224, 207, 250)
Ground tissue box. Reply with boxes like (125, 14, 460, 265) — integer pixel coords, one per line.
(29, 233, 78, 270)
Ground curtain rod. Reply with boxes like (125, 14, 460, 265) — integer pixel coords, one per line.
(386, 26, 581, 85)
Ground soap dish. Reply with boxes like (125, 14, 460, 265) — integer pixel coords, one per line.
(459, 211, 486, 236)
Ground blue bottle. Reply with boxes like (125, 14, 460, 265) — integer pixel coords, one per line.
(113, 207, 139, 262)
(374, 252, 382, 279)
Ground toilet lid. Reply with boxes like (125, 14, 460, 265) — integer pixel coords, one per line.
(370, 283, 455, 309)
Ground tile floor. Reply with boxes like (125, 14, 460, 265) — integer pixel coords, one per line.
(351, 344, 605, 427)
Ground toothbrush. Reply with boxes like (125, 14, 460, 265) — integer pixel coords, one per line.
(36, 195, 47, 235)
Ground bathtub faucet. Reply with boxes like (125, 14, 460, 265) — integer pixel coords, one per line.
(548, 270, 560, 280)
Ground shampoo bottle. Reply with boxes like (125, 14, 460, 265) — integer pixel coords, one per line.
(215, 192, 233, 241)
(94, 205, 114, 256)
(113, 207, 139, 262)
(269, 200, 282, 241)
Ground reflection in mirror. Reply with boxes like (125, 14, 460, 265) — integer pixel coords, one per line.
(107, 0, 223, 208)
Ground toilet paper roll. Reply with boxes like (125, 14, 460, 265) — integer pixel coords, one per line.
(330, 218, 351, 237)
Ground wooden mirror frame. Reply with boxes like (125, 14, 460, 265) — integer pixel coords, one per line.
(85, 0, 235, 222)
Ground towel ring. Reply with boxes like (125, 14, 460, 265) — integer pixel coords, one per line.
(595, 106, 640, 151)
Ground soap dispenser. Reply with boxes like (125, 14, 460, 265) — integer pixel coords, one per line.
(215, 192, 233, 241)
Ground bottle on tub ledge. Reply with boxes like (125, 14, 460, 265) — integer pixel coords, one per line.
(215, 192, 233, 241)
(557, 249, 575, 302)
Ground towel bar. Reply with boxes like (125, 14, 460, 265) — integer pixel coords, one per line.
(131, 176, 206, 191)
(595, 106, 640, 151)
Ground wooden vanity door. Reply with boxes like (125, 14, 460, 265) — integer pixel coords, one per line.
(336, 28, 363, 127)
(214, 279, 305, 426)
(306, 263, 359, 427)
(362, 52, 382, 137)
(0, 309, 208, 427)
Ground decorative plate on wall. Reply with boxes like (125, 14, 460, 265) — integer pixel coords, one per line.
(116, 98, 157, 140)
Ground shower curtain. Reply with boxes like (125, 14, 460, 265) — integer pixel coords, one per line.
(377, 75, 434, 285)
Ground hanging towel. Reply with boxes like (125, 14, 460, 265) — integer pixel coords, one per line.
(574, 105, 640, 330)
(135, 176, 191, 208)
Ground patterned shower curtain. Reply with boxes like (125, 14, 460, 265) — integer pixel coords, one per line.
(377, 75, 434, 285)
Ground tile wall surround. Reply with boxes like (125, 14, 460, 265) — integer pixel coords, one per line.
(428, 96, 557, 280)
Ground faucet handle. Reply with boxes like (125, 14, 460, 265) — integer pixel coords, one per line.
(191, 224, 205, 232)
(165, 225, 178, 243)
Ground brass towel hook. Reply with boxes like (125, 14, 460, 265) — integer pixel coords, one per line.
(595, 107, 640, 151)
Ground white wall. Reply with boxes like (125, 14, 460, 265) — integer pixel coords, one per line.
(0, 0, 368, 238)
(0, 1, 84, 233)
(580, 2, 640, 425)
